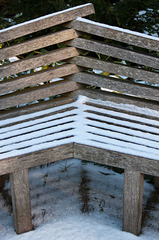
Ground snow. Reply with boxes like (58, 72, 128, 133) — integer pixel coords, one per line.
(0, 3, 92, 33)
(76, 17, 159, 41)
(0, 95, 159, 160)
(0, 158, 159, 240)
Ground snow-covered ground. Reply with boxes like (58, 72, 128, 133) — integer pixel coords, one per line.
(0, 158, 158, 240)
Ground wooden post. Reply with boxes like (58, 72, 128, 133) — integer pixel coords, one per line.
(10, 169, 32, 234)
(123, 170, 144, 235)
(154, 177, 159, 189)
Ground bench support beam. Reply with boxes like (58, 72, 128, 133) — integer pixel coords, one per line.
(123, 170, 144, 236)
(10, 169, 32, 234)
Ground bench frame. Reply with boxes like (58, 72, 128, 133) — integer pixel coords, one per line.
(0, 3, 159, 236)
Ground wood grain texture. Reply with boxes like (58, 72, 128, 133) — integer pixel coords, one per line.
(67, 38, 159, 69)
(0, 3, 95, 43)
(71, 88, 159, 112)
(74, 143, 159, 177)
(0, 47, 79, 78)
(69, 56, 159, 84)
(0, 96, 74, 121)
(123, 170, 144, 235)
(10, 168, 32, 234)
(0, 29, 78, 60)
(0, 143, 74, 175)
(0, 79, 79, 110)
(73, 72, 159, 101)
(0, 64, 79, 95)
(66, 18, 159, 51)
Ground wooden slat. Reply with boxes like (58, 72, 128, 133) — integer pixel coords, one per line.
(85, 101, 159, 122)
(0, 47, 79, 78)
(0, 64, 79, 95)
(65, 18, 159, 51)
(74, 143, 159, 177)
(0, 96, 75, 121)
(0, 79, 79, 110)
(69, 56, 159, 84)
(0, 143, 74, 175)
(72, 89, 159, 112)
(0, 29, 78, 60)
(72, 72, 159, 101)
(10, 169, 32, 234)
(123, 170, 144, 235)
(67, 38, 159, 69)
(0, 3, 95, 43)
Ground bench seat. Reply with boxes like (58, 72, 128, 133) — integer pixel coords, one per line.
(1, 95, 159, 161)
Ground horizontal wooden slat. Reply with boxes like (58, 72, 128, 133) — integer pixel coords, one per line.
(0, 143, 74, 175)
(68, 38, 159, 69)
(0, 47, 79, 78)
(0, 79, 80, 110)
(0, 96, 75, 121)
(0, 29, 78, 61)
(73, 72, 159, 101)
(66, 17, 159, 51)
(74, 143, 159, 177)
(0, 4, 95, 43)
(69, 56, 159, 84)
(71, 89, 159, 112)
(0, 64, 79, 95)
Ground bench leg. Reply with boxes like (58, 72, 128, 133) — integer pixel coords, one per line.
(10, 169, 32, 234)
(154, 177, 159, 189)
(123, 170, 144, 235)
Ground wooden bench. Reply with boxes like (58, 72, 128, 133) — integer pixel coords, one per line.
(0, 3, 159, 236)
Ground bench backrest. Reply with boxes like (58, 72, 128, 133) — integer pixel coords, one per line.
(66, 17, 159, 112)
(0, 4, 94, 112)
(0, 3, 159, 115)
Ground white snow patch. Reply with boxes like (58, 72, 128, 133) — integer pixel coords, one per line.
(0, 159, 158, 240)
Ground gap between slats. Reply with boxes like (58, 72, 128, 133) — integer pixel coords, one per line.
(67, 38, 159, 69)
(0, 64, 79, 95)
(69, 56, 159, 84)
(0, 47, 79, 79)
(0, 29, 78, 61)
(0, 79, 79, 110)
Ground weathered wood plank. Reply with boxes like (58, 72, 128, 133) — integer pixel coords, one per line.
(0, 79, 79, 110)
(0, 4, 95, 43)
(74, 143, 159, 177)
(154, 176, 159, 188)
(72, 72, 159, 101)
(0, 29, 78, 60)
(70, 88, 159, 111)
(0, 143, 74, 175)
(0, 96, 75, 121)
(0, 64, 79, 95)
(69, 56, 159, 84)
(123, 170, 144, 235)
(70, 89, 159, 112)
(66, 18, 159, 51)
(0, 47, 79, 78)
(84, 100, 159, 122)
(67, 38, 159, 69)
(10, 168, 32, 234)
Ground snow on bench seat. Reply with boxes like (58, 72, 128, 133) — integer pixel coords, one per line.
(1, 96, 159, 161)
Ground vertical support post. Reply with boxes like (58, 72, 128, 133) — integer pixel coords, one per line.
(154, 177, 159, 189)
(10, 168, 32, 234)
(123, 170, 144, 236)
